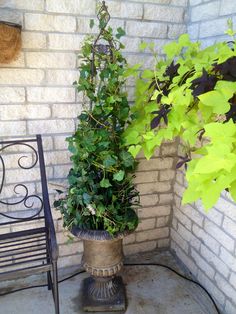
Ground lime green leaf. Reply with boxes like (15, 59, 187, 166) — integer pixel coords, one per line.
(142, 70, 154, 79)
(178, 34, 191, 46)
(225, 18, 236, 37)
(124, 130, 141, 145)
(204, 120, 236, 140)
(163, 41, 181, 59)
(124, 64, 141, 77)
(216, 81, 236, 99)
(144, 101, 158, 114)
(139, 42, 148, 51)
(193, 155, 235, 174)
(198, 91, 230, 114)
(128, 145, 142, 157)
(182, 184, 201, 204)
(142, 143, 155, 160)
(151, 90, 162, 101)
(200, 182, 222, 210)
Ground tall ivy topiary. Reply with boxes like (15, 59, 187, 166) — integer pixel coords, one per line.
(55, 3, 139, 235)
(125, 21, 236, 210)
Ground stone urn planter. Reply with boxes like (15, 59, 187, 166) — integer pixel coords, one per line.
(72, 227, 130, 312)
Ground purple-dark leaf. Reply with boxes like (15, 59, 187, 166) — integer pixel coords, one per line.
(214, 57, 236, 82)
(165, 61, 180, 80)
(191, 68, 217, 97)
(151, 115, 162, 129)
(198, 129, 205, 141)
(195, 128, 205, 141)
(176, 157, 191, 169)
(150, 105, 171, 129)
(163, 114, 168, 125)
(226, 95, 236, 122)
(176, 160, 186, 169)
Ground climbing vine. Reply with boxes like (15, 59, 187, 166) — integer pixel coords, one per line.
(54, 3, 139, 235)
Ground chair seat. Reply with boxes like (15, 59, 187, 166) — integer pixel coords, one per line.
(0, 227, 52, 281)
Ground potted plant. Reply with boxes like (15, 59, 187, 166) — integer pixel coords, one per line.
(54, 2, 139, 311)
(125, 20, 236, 210)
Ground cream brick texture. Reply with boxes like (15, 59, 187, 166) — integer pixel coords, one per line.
(0, 0, 185, 271)
(170, 3, 236, 314)
(188, 0, 236, 44)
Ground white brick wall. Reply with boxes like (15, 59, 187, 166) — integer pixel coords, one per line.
(0, 0, 185, 269)
(188, 0, 236, 44)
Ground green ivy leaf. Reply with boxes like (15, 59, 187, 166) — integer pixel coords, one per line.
(89, 19, 95, 29)
(54, 200, 62, 208)
(100, 178, 112, 188)
(120, 151, 134, 168)
(113, 170, 125, 181)
(116, 27, 126, 39)
(103, 156, 117, 167)
(83, 193, 92, 205)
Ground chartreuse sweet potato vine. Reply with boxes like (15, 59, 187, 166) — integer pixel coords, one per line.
(54, 5, 139, 236)
(124, 22, 236, 210)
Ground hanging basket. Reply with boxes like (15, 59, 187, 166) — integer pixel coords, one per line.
(0, 21, 22, 64)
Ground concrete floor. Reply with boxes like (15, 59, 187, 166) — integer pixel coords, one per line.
(0, 250, 218, 314)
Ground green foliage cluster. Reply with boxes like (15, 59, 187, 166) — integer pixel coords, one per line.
(125, 24, 236, 209)
(55, 10, 139, 235)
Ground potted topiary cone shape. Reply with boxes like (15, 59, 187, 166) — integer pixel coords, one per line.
(54, 1, 140, 311)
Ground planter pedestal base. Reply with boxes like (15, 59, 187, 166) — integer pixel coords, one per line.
(82, 276, 126, 312)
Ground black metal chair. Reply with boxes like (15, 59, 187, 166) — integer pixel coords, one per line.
(0, 135, 59, 314)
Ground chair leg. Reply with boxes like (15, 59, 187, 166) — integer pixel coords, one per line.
(52, 261, 60, 314)
(47, 271, 52, 290)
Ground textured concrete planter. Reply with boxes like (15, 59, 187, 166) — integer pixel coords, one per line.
(72, 228, 131, 312)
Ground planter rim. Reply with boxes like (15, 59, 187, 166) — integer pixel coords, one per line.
(71, 226, 134, 241)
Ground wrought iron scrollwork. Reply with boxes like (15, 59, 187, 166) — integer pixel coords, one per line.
(0, 142, 43, 222)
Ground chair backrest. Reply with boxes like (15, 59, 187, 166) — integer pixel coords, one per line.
(0, 135, 50, 233)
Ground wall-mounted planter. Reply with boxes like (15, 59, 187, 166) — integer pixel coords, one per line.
(0, 5, 22, 63)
